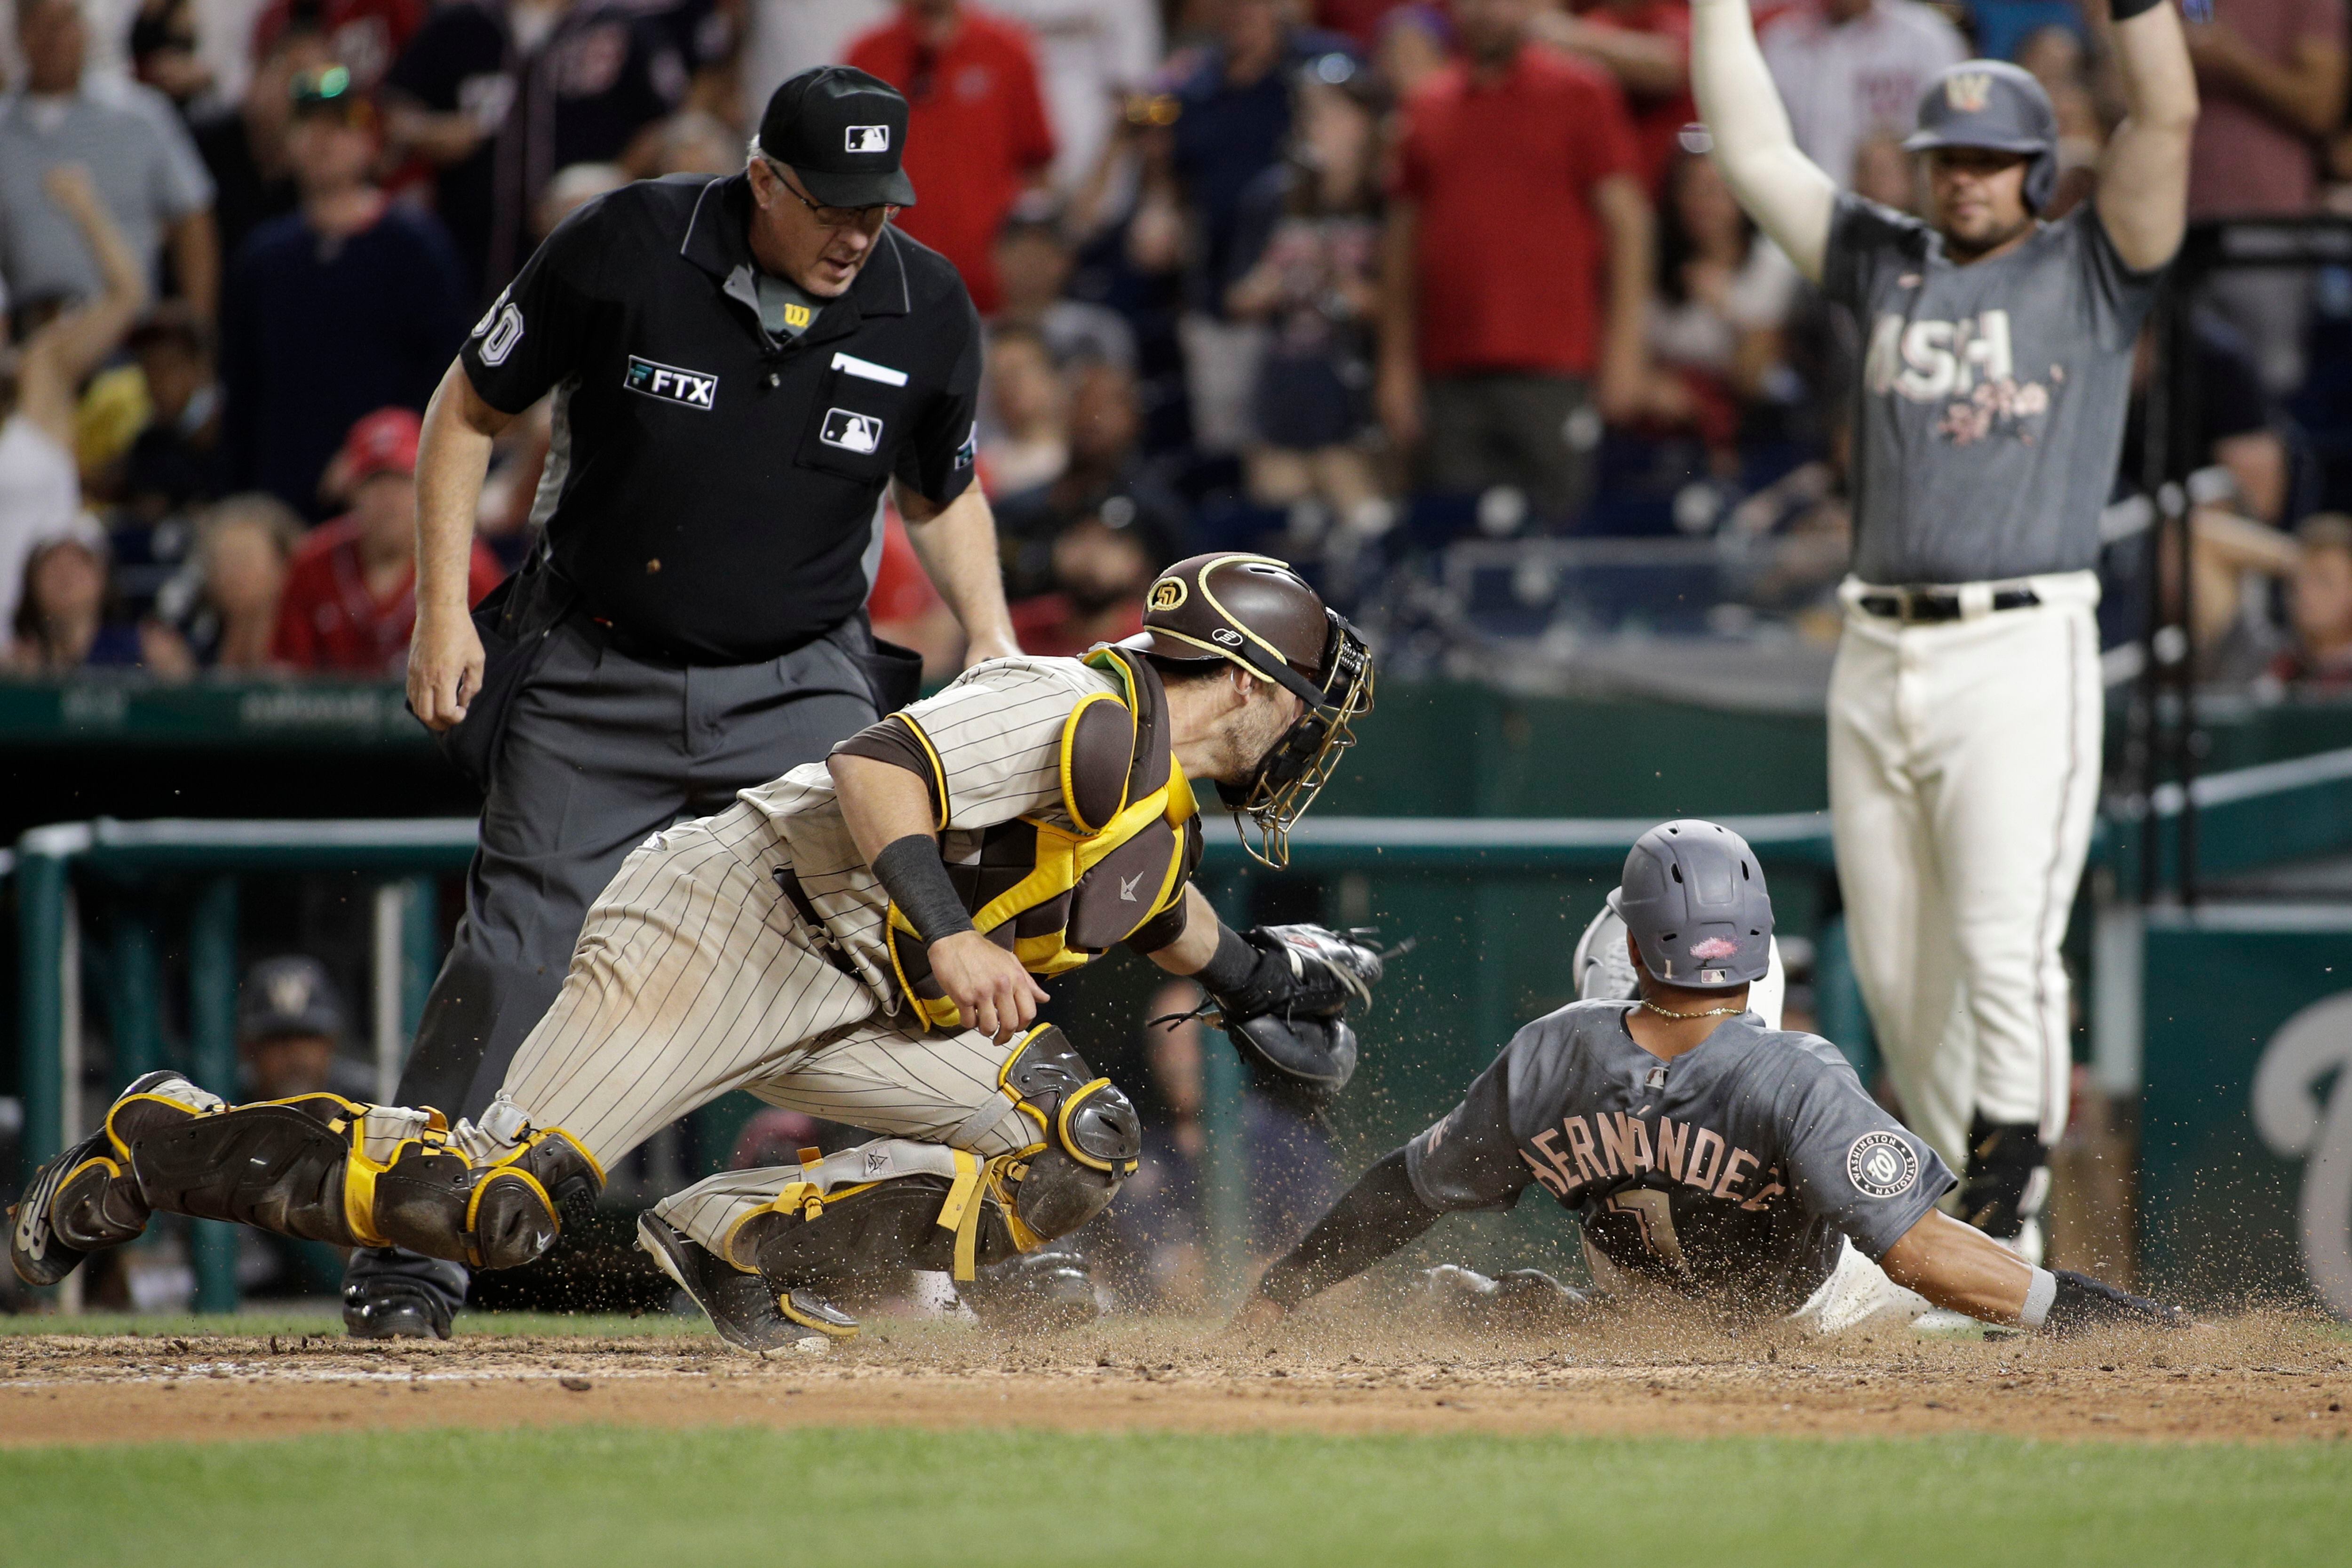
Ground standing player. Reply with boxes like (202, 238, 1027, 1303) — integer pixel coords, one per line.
(14, 556, 1387, 1351)
(1688, 0, 2198, 1257)
(1238, 822, 2185, 1337)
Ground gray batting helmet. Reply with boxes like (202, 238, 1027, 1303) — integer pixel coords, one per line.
(1904, 59, 2059, 214)
(1606, 820, 1773, 992)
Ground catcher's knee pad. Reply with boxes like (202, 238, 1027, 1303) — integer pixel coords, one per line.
(730, 1029, 1141, 1287)
(127, 1094, 602, 1268)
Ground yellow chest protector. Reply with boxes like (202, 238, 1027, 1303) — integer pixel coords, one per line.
(887, 646, 1203, 1031)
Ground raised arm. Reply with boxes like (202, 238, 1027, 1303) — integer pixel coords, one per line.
(2098, 1, 2201, 273)
(1688, 0, 1838, 283)
(17, 166, 152, 445)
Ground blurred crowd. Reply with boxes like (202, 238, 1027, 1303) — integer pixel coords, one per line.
(2, 0, 2351, 694)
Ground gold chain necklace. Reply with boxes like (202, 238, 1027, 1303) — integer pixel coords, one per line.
(1639, 999, 1745, 1021)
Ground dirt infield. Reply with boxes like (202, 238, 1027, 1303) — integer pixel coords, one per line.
(6, 1312, 2348, 1449)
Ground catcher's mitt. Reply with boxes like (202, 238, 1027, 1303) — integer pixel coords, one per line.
(1176, 924, 1399, 1113)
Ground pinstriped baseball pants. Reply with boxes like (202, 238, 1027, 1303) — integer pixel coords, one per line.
(493, 803, 1039, 1248)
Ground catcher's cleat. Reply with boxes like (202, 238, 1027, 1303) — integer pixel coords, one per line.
(957, 1241, 1100, 1335)
(9, 1072, 215, 1287)
(636, 1212, 851, 1354)
(342, 1283, 453, 1341)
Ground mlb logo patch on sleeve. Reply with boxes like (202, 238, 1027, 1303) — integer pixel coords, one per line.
(624, 355, 718, 409)
(821, 408, 884, 454)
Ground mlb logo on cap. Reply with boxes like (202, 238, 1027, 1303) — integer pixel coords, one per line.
(846, 125, 891, 153)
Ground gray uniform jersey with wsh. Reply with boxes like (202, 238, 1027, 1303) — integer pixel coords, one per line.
(1826, 194, 2164, 587)
(1406, 1001, 1954, 1315)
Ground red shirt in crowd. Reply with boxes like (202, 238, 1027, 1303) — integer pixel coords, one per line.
(252, 0, 427, 88)
(847, 7, 1056, 314)
(1008, 593, 1144, 659)
(1574, 0, 1696, 196)
(1391, 43, 1637, 378)
(272, 520, 503, 674)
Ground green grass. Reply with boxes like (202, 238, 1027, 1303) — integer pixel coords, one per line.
(4, 1427, 2348, 1567)
(0, 1310, 698, 1338)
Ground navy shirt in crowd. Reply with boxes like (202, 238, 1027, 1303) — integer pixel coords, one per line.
(385, 0, 687, 299)
(1168, 26, 1356, 315)
(220, 202, 471, 517)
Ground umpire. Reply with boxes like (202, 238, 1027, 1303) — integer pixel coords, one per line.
(350, 66, 1020, 1337)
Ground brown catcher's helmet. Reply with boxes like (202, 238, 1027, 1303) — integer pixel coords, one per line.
(1118, 553, 1374, 867)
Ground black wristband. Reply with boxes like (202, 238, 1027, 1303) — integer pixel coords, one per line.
(2046, 1268, 2184, 1333)
(2109, 0, 2163, 20)
(872, 835, 975, 946)
(1195, 923, 1262, 996)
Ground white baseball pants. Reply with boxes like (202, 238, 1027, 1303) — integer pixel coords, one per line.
(489, 804, 1043, 1234)
(1827, 571, 2102, 1169)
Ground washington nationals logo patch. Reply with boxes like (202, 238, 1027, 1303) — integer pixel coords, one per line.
(1846, 1131, 1919, 1199)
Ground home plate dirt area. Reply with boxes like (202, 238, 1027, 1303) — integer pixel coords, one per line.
(5, 1312, 2348, 1448)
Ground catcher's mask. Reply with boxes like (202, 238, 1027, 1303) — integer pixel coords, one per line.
(1116, 552, 1374, 867)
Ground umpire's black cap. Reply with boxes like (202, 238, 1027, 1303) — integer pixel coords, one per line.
(757, 66, 918, 209)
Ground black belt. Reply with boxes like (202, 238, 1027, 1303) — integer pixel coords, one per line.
(1858, 587, 2042, 624)
(573, 607, 841, 669)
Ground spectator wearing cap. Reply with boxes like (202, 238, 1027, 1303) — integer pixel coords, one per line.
(189, 13, 334, 268)
(219, 65, 470, 519)
(383, 0, 691, 300)
(251, 0, 429, 95)
(1141, 0, 1359, 454)
(991, 197, 1136, 369)
(273, 409, 502, 673)
(352, 67, 1019, 1341)
(1006, 497, 1165, 656)
(1758, 0, 1964, 199)
(845, 0, 1057, 315)
(1379, 0, 1654, 525)
(0, 0, 219, 321)
(238, 955, 376, 1101)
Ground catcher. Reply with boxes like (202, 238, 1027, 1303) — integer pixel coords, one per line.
(1239, 820, 2185, 1338)
(16, 554, 1386, 1349)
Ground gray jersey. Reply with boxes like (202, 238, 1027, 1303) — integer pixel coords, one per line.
(1406, 1000, 1953, 1315)
(1827, 195, 2162, 586)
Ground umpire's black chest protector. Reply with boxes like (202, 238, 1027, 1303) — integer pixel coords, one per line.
(459, 175, 983, 664)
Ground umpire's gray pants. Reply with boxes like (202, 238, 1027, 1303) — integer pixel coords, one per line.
(346, 611, 876, 1313)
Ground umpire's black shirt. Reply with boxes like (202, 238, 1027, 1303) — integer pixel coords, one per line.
(460, 173, 983, 664)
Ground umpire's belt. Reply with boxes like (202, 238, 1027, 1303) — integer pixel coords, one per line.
(573, 607, 841, 669)
(1857, 586, 2041, 624)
